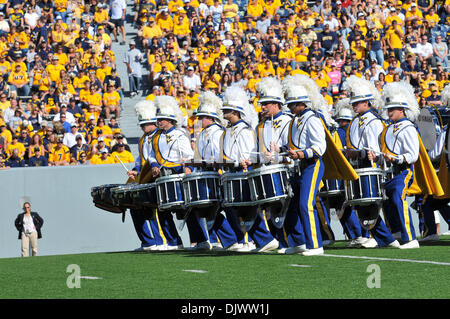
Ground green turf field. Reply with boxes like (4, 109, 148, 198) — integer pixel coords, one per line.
(1, 238, 450, 299)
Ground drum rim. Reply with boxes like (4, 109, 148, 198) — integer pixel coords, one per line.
(182, 171, 221, 181)
(155, 174, 185, 183)
(247, 164, 290, 176)
(353, 167, 385, 174)
(251, 195, 289, 204)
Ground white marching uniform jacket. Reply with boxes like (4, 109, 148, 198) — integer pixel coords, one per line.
(220, 120, 257, 164)
(347, 109, 384, 158)
(149, 126, 194, 168)
(282, 109, 326, 159)
(196, 123, 224, 162)
(256, 111, 292, 163)
(382, 118, 419, 165)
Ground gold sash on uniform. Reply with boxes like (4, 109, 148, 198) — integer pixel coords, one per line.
(380, 127, 444, 197)
(287, 117, 358, 181)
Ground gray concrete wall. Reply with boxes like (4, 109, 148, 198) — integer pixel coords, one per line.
(0, 164, 190, 259)
(1, 165, 445, 259)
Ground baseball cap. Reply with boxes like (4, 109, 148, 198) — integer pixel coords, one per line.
(187, 66, 194, 71)
(117, 143, 125, 147)
(98, 137, 105, 142)
(100, 148, 108, 154)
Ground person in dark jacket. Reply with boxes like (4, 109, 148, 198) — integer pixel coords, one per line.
(14, 202, 44, 257)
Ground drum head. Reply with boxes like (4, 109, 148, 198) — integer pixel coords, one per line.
(417, 108, 438, 151)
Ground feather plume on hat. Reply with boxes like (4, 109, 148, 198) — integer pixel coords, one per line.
(333, 97, 355, 121)
(381, 81, 420, 122)
(154, 95, 183, 127)
(343, 75, 383, 113)
(197, 90, 224, 126)
(256, 76, 284, 105)
(135, 100, 157, 125)
(222, 85, 258, 129)
(441, 84, 450, 107)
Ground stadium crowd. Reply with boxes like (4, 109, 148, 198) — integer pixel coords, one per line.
(0, 0, 449, 168)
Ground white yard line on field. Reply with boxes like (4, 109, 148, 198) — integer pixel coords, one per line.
(321, 254, 450, 266)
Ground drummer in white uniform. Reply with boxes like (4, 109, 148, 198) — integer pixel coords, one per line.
(126, 100, 166, 251)
(254, 77, 293, 250)
(192, 91, 240, 251)
(331, 99, 369, 247)
(368, 81, 421, 249)
(220, 85, 279, 253)
(344, 75, 400, 249)
(277, 74, 327, 256)
(149, 95, 195, 250)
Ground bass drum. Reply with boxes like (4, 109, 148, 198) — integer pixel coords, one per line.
(416, 107, 443, 151)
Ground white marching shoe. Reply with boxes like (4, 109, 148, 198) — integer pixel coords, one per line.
(361, 238, 378, 248)
(134, 245, 156, 251)
(300, 247, 324, 256)
(254, 239, 279, 253)
(388, 240, 401, 248)
(226, 243, 243, 251)
(399, 239, 420, 249)
(346, 237, 369, 247)
(419, 234, 440, 242)
(165, 244, 184, 251)
(284, 245, 307, 255)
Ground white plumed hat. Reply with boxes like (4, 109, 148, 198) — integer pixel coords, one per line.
(344, 75, 383, 112)
(256, 76, 284, 104)
(135, 100, 157, 125)
(282, 75, 311, 105)
(222, 85, 258, 129)
(382, 81, 420, 122)
(196, 90, 224, 124)
(334, 97, 355, 121)
(154, 95, 183, 126)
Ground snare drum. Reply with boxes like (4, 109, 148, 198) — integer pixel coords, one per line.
(155, 174, 185, 211)
(183, 171, 221, 209)
(344, 167, 384, 206)
(221, 171, 255, 207)
(247, 164, 292, 205)
(319, 179, 344, 197)
(91, 184, 124, 213)
(111, 183, 139, 209)
(131, 183, 158, 208)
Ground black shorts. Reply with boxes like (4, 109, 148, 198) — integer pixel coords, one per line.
(111, 18, 124, 27)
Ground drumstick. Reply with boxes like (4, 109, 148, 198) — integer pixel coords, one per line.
(278, 149, 304, 157)
(363, 147, 401, 160)
(114, 154, 130, 173)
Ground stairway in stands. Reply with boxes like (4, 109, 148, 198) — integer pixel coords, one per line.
(110, 0, 145, 159)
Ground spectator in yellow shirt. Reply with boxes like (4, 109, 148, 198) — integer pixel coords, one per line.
(139, 18, 162, 48)
(102, 84, 121, 120)
(6, 134, 25, 158)
(156, 9, 174, 36)
(111, 143, 134, 164)
(45, 55, 66, 84)
(49, 138, 71, 166)
(92, 148, 115, 164)
(8, 64, 30, 97)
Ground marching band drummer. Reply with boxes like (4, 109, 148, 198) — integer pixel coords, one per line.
(368, 82, 421, 249)
(126, 100, 166, 251)
(419, 84, 450, 241)
(255, 77, 293, 252)
(277, 74, 328, 256)
(149, 95, 195, 250)
(221, 85, 279, 253)
(332, 98, 370, 247)
(191, 91, 240, 251)
(343, 75, 400, 249)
